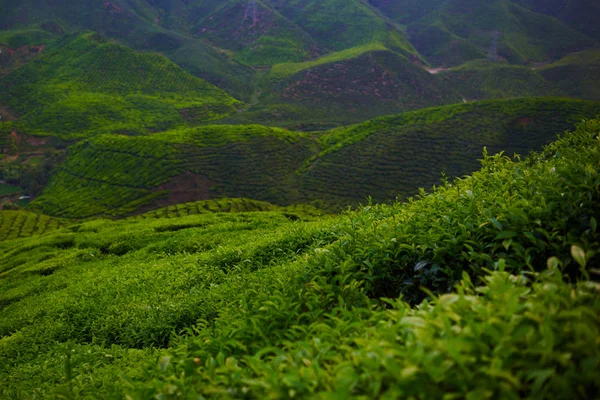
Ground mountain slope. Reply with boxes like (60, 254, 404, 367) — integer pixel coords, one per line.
(406, 0, 597, 66)
(230, 47, 462, 127)
(439, 60, 564, 100)
(299, 97, 600, 208)
(515, 0, 600, 41)
(0, 33, 241, 139)
(538, 48, 600, 101)
(29, 98, 600, 217)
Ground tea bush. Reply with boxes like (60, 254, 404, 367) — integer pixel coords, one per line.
(1, 119, 599, 398)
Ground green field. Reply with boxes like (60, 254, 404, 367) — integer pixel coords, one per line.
(1, 119, 599, 397)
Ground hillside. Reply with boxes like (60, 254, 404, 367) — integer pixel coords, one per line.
(515, 0, 600, 41)
(1, 118, 599, 397)
(28, 98, 600, 218)
(538, 48, 600, 101)
(439, 60, 563, 100)
(226, 47, 462, 127)
(0, 33, 241, 139)
(406, 0, 597, 67)
(30, 125, 318, 218)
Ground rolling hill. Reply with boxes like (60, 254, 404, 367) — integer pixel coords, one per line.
(438, 60, 563, 100)
(538, 48, 600, 101)
(28, 97, 600, 218)
(0, 33, 241, 139)
(225, 46, 462, 127)
(406, 0, 597, 67)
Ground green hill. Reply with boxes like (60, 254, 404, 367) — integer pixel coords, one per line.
(515, 0, 600, 41)
(29, 98, 600, 218)
(407, 0, 597, 67)
(0, 33, 241, 139)
(0, 0, 256, 100)
(538, 48, 600, 101)
(227, 47, 461, 127)
(29, 124, 318, 218)
(1, 118, 599, 397)
(439, 60, 564, 100)
(299, 97, 600, 208)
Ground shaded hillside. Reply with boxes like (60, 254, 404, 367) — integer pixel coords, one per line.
(439, 60, 563, 100)
(539, 49, 600, 101)
(515, 0, 600, 41)
(1, 119, 599, 397)
(30, 98, 600, 217)
(299, 97, 600, 208)
(223, 47, 461, 127)
(0, 33, 241, 139)
(407, 0, 597, 67)
(30, 125, 318, 218)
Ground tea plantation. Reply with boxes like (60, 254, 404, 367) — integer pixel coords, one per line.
(29, 97, 599, 218)
(1, 118, 599, 398)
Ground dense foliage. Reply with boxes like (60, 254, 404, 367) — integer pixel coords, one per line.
(0, 33, 241, 139)
(1, 119, 599, 398)
(28, 98, 600, 217)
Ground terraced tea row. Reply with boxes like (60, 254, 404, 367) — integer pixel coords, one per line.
(30, 98, 600, 217)
(0, 210, 64, 242)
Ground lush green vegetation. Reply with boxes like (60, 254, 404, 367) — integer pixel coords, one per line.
(300, 97, 600, 209)
(28, 98, 600, 217)
(439, 60, 563, 100)
(133, 198, 324, 220)
(0, 33, 241, 139)
(406, 0, 597, 67)
(539, 48, 600, 101)
(0, 210, 65, 241)
(270, 42, 389, 79)
(231, 49, 461, 127)
(30, 124, 318, 218)
(1, 118, 599, 398)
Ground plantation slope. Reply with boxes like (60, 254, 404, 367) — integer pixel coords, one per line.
(515, 0, 600, 41)
(229, 49, 462, 127)
(538, 48, 600, 101)
(132, 198, 324, 220)
(1, 119, 599, 397)
(0, 210, 65, 242)
(439, 60, 564, 100)
(301, 97, 600, 209)
(30, 125, 318, 218)
(407, 0, 597, 67)
(0, 0, 256, 100)
(0, 33, 241, 139)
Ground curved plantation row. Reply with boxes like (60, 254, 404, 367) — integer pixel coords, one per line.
(1, 119, 599, 398)
(133, 198, 323, 221)
(0, 210, 64, 242)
